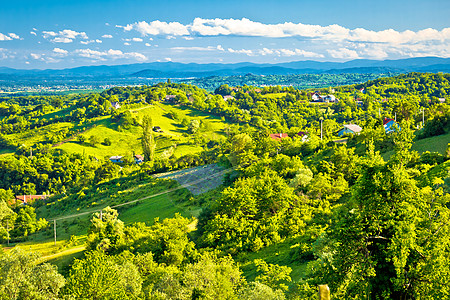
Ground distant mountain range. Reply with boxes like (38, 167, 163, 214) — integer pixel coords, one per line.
(1, 57, 450, 79)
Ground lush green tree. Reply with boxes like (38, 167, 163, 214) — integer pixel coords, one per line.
(141, 115, 155, 162)
(86, 206, 125, 252)
(311, 145, 450, 299)
(65, 250, 142, 300)
(188, 119, 200, 134)
(0, 248, 65, 300)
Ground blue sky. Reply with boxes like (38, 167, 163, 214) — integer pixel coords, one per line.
(0, 0, 449, 69)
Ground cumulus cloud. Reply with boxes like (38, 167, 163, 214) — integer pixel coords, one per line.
(43, 29, 88, 43)
(227, 48, 254, 56)
(171, 45, 224, 52)
(123, 38, 143, 42)
(118, 20, 189, 36)
(80, 39, 102, 45)
(0, 33, 12, 41)
(327, 48, 360, 59)
(53, 48, 68, 55)
(258, 48, 324, 58)
(118, 17, 450, 46)
(30, 53, 41, 59)
(30, 31, 37, 36)
(75, 48, 147, 61)
(8, 33, 20, 40)
(102, 34, 113, 38)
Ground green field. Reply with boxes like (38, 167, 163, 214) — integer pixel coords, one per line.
(382, 132, 450, 160)
(5, 102, 230, 160)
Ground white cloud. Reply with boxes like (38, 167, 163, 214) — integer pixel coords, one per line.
(74, 48, 147, 61)
(171, 45, 224, 52)
(30, 31, 37, 36)
(119, 20, 190, 36)
(327, 48, 360, 59)
(102, 34, 113, 38)
(145, 43, 151, 47)
(8, 33, 20, 39)
(53, 48, 68, 55)
(227, 48, 253, 56)
(123, 37, 143, 42)
(0, 33, 12, 41)
(124, 42, 131, 46)
(43, 29, 88, 43)
(30, 53, 41, 59)
(119, 18, 450, 52)
(80, 39, 103, 45)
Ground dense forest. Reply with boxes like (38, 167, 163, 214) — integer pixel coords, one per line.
(0, 72, 449, 299)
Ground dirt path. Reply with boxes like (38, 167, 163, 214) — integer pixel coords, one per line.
(40, 246, 86, 262)
(153, 163, 230, 195)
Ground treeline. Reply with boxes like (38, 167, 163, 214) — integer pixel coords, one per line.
(181, 73, 388, 91)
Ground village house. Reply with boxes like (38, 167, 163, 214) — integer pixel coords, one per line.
(110, 101, 121, 109)
(223, 95, 234, 101)
(134, 154, 144, 164)
(10, 194, 50, 206)
(296, 131, 309, 142)
(109, 155, 123, 163)
(337, 124, 362, 136)
(165, 95, 177, 102)
(383, 118, 400, 133)
(270, 132, 309, 142)
(311, 92, 338, 103)
(269, 133, 289, 141)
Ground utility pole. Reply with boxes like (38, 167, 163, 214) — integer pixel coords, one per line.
(100, 210, 103, 221)
(378, 107, 381, 118)
(395, 112, 397, 122)
(30, 148, 32, 158)
(422, 108, 425, 127)
(54, 219, 57, 246)
(6, 220, 9, 246)
(320, 119, 323, 141)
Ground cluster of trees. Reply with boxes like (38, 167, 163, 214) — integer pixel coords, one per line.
(182, 73, 386, 91)
(0, 73, 449, 299)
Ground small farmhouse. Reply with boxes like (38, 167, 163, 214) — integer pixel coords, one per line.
(383, 118, 400, 133)
(110, 102, 121, 109)
(109, 155, 123, 163)
(296, 131, 309, 142)
(134, 154, 144, 164)
(338, 124, 362, 136)
(165, 95, 177, 102)
(269, 133, 289, 141)
(11, 194, 50, 206)
(223, 95, 234, 101)
(311, 92, 338, 103)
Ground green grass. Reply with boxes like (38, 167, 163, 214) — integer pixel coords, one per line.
(5, 102, 230, 160)
(10, 122, 75, 147)
(5, 175, 203, 270)
(262, 93, 287, 100)
(237, 238, 309, 284)
(382, 132, 450, 160)
(411, 132, 450, 154)
(55, 103, 229, 158)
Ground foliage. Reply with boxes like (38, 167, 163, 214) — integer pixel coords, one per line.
(0, 248, 65, 300)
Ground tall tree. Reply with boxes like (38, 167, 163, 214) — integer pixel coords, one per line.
(312, 144, 450, 299)
(141, 115, 155, 162)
